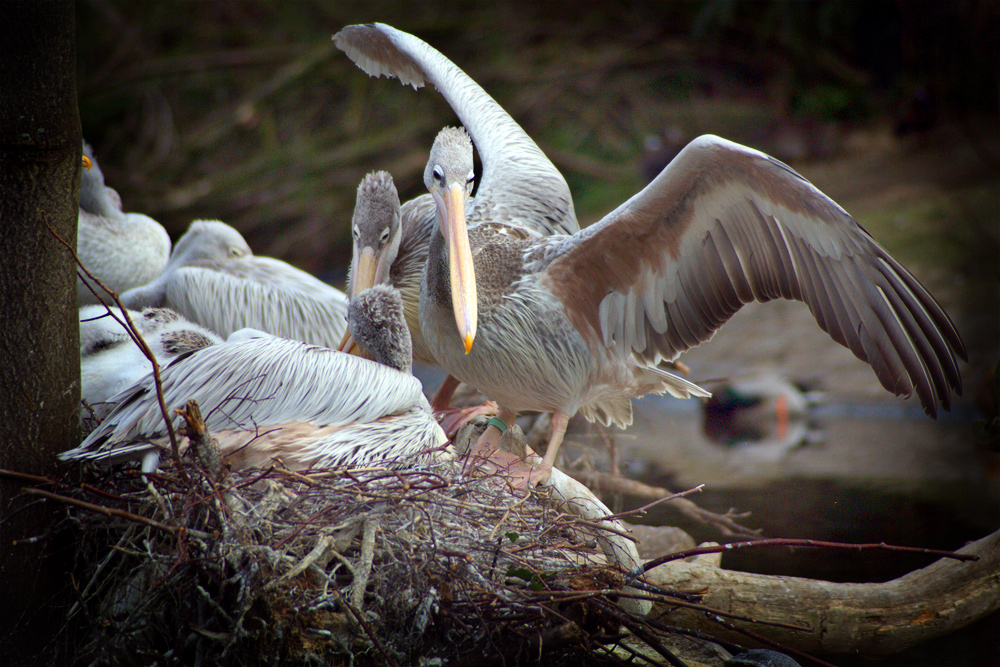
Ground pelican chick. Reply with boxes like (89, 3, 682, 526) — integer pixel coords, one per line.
(340, 169, 480, 415)
(80, 305, 222, 410)
(77, 142, 171, 305)
(120, 220, 350, 348)
(62, 286, 449, 473)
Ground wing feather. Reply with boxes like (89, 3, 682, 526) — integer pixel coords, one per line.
(542, 135, 965, 416)
(65, 335, 429, 463)
(166, 259, 349, 347)
(334, 23, 578, 236)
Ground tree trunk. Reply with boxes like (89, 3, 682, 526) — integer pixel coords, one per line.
(0, 0, 81, 660)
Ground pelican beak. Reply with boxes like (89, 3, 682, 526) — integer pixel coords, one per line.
(337, 335, 362, 356)
(441, 182, 477, 354)
(349, 246, 379, 298)
(82, 156, 92, 171)
(339, 245, 380, 354)
(337, 329, 359, 354)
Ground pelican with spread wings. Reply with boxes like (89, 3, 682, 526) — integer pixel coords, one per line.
(334, 24, 965, 485)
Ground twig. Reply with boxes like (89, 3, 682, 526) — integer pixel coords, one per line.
(177, 400, 221, 477)
(640, 538, 980, 574)
(265, 534, 335, 592)
(617, 614, 689, 667)
(350, 519, 377, 610)
(45, 218, 187, 482)
(599, 484, 706, 521)
(0, 467, 58, 486)
(706, 613, 839, 667)
(536, 588, 810, 632)
(339, 594, 399, 667)
(569, 468, 761, 538)
(22, 487, 210, 539)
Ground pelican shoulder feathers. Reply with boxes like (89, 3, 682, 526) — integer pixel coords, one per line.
(80, 305, 222, 409)
(121, 220, 350, 348)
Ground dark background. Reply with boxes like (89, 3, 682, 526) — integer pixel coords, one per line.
(76, 0, 998, 278)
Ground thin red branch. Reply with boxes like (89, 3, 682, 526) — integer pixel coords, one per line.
(44, 216, 187, 482)
(640, 537, 980, 574)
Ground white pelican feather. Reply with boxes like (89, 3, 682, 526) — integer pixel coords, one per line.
(121, 220, 350, 347)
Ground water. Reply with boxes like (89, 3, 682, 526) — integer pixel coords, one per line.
(603, 394, 998, 667)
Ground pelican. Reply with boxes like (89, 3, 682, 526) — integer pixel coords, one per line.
(335, 23, 967, 483)
(340, 128, 577, 412)
(62, 285, 448, 472)
(340, 167, 479, 416)
(77, 142, 171, 305)
(80, 304, 222, 410)
(120, 220, 350, 348)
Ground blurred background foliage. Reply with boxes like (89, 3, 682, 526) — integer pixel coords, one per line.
(77, 0, 998, 286)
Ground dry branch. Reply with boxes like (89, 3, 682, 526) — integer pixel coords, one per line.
(645, 529, 1000, 655)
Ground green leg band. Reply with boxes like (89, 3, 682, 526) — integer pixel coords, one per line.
(486, 416, 509, 434)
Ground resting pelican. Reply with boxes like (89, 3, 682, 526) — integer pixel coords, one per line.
(77, 142, 171, 305)
(62, 285, 448, 472)
(120, 220, 350, 348)
(80, 305, 222, 410)
(336, 23, 967, 483)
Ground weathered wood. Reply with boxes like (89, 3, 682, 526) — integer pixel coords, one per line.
(646, 529, 1000, 655)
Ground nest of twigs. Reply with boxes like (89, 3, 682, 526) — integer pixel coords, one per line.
(58, 453, 675, 666)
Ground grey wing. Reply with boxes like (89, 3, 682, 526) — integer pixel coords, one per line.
(542, 135, 965, 416)
(334, 22, 578, 236)
(64, 336, 430, 461)
(164, 258, 349, 347)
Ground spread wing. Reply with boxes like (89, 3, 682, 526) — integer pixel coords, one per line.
(334, 22, 578, 236)
(542, 135, 966, 416)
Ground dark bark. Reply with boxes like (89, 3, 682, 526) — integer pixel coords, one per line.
(0, 0, 81, 661)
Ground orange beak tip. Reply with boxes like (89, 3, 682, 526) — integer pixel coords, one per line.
(463, 334, 475, 355)
(82, 156, 92, 171)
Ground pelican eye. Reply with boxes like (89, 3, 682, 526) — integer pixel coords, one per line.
(432, 165, 444, 183)
(466, 171, 475, 186)
(228, 247, 244, 258)
(379, 227, 390, 244)
(352, 225, 360, 241)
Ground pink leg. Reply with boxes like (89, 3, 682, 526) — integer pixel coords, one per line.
(438, 400, 499, 438)
(432, 375, 499, 437)
(430, 374, 461, 412)
(468, 408, 518, 458)
(464, 408, 551, 489)
(540, 411, 570, 468)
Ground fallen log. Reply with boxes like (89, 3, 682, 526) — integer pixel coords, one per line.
(645, 529, 1000, 655)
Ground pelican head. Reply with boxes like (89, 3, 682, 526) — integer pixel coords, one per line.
(348, 284, 413, 374)
(339, 171, 403, 353)
(424, 126, 477, 354)
(168, 220, 253, 268)
(79, 141, 120, 219)
(347, 170, 402, 298)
